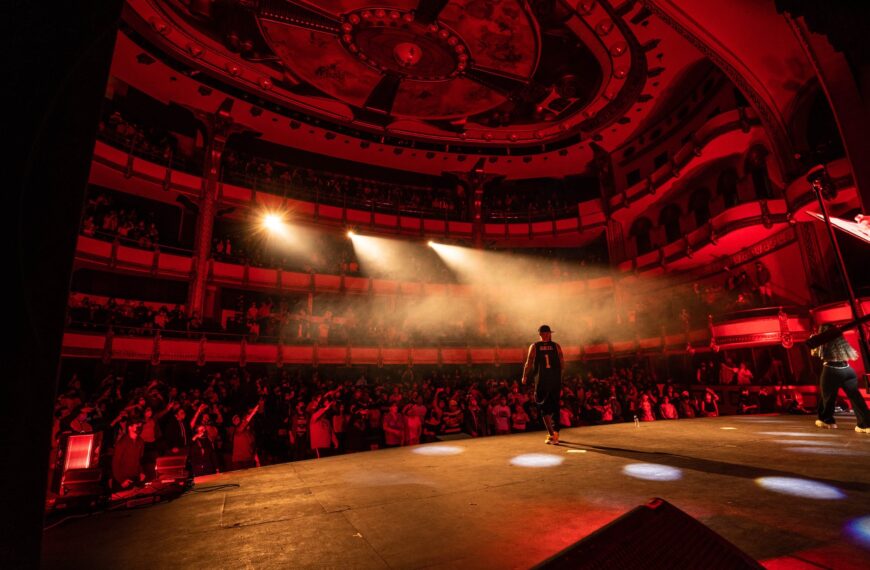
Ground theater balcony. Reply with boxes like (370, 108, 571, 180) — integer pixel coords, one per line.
(89, 139, 607, 247)
(73, 233, 615, 297)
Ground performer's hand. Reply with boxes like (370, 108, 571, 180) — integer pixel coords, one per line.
(521, 377, 527, 385)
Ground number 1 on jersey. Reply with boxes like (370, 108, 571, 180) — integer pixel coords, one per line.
(544, 354, 551, 368)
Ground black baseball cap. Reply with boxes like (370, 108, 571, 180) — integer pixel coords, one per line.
(538, 325, 553, 333)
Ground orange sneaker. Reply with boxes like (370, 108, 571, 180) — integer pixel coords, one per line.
(545, 434, 555, 444)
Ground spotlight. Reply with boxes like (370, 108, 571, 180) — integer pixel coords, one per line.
(427, 240, 435, 247)
(262, 213, 284, 232)
(755, 476, 845, 500)
(347, 230, 356, 238)
(510, 453, 564, 468)
(622, 463, 682, 481)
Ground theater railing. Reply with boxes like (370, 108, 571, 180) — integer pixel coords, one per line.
(63, 302, 824, 364)
(88, 140, 607, 244)
(61, 328, 715, 365)
(616, 198, 792, 273)
(74, 234, 615, 297)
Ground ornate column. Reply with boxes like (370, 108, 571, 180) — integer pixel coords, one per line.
(188, 99, 240, 319)
(445, 163, 500, 338)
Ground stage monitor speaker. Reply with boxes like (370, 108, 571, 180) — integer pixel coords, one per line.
(52, 432, 103, 493)
(154, 455, 190, 485)
(58, 468, 103, 497)
(534, 498, 763, 570)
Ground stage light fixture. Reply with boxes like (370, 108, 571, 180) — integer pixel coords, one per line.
(347, 230, 356, 238)
(262, 213, 284, 232)
(427, 240, 435, 247)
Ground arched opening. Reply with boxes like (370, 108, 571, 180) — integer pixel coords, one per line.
(788, 83, 846, 167)
(717, 167, 739, 208)
(805, 91, 845, 163)
(688, 188, 712, 227)
(630, 217, 654, 255)
(745, 146, 773, 200)
(658, 204, 682, 244)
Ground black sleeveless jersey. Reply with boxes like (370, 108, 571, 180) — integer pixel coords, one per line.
(533, 341, 562, 384)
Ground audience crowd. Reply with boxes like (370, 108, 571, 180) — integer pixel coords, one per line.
(618, 260, 779, 337)
(80, 192, 162, 250)
(53, 359, 800, 491)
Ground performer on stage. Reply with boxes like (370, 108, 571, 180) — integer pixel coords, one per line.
(522, 325, 564, 444)
(810, 325, 869, 433)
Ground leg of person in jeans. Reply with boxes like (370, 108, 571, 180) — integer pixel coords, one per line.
(817, 367, 839, 426)
(839, 368, 870, 429)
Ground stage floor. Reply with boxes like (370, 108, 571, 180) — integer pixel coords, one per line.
(42, 415, 870, 569)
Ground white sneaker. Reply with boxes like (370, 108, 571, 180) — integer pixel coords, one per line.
(815, 420, 838, 429)
(856, 426, 870, 434)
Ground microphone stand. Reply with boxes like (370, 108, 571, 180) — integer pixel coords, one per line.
(809, 168, 870, 385)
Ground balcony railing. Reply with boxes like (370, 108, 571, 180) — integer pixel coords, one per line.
(74, 234, 616, 296)
(89, 140, 607, 244)
(61, 302, 826, 364)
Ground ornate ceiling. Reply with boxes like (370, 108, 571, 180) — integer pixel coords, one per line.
(118, 0, 712, 176)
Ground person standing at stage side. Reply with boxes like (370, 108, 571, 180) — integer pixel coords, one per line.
(811, 325, 870, 433)
(522, 325, 564, 444)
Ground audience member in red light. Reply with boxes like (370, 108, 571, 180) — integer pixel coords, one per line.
(229, 404, 260, 470)
(140, 406, 161, 477)
(190, 424, 219, 477)
(699, 388, 720, 417)
(112, 420, 145, 489)
(638, 394, 656, 422)
(162, 405, 189, 454)
(382, 404, 405, 447)
(309, 393, 339, 458)
(464, 397, 485, 437)
(441, 399, 464, 435)
(69, 406, 94, 433)
(511, 404, 529, 432)
(289, 400, 310, 460)
(659, 396, 678, 420)
(491, 396, 511, 435)
(677, 391, 696, 418)
(736, 362, 754, 385)
(423, 394, 444, 442)
(403, 398, 426, 445)
(736, 389, 759, 415)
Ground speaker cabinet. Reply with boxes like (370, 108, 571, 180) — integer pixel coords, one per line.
(535, 498, 762, 570)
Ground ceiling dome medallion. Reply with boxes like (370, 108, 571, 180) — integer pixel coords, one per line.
(393, 42, 423, 67)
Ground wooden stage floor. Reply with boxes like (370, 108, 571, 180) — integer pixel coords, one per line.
(42, 415, 870, 569)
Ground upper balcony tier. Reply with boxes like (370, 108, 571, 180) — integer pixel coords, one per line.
(90, 105, 779, 251)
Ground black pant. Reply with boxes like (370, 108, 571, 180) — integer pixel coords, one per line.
(536, 381, 561, 432)
(818, 364, 869, 428)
